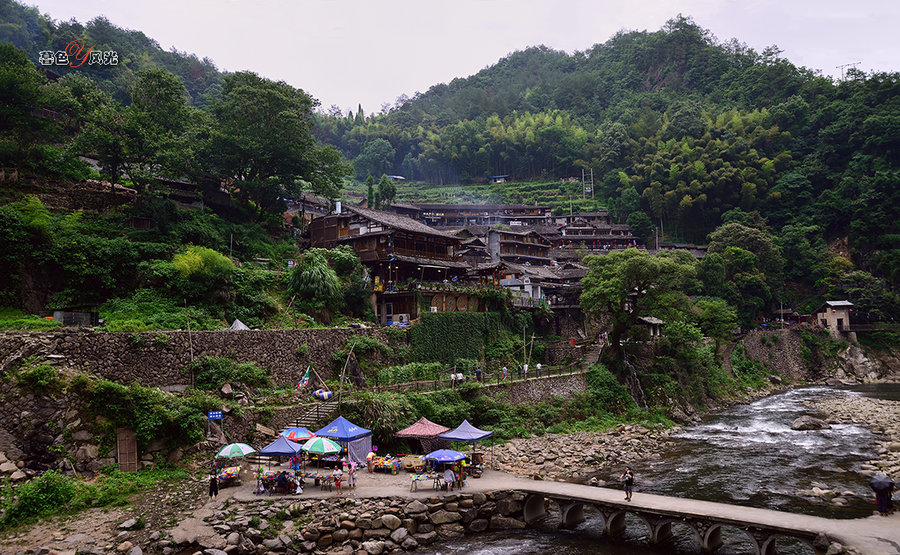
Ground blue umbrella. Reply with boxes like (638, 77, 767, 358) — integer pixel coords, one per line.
(424, 449, 466, 463)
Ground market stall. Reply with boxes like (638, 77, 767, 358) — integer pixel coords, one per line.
(314, 416, 372, 464)
(395, 417, 451, 454)
(258, 435, 304, 466)
(437, 419, 494, 472)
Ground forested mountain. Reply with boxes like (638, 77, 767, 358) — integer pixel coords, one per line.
(0, 0, 224, 105)
(315, 16, 899, 282)
(0, 2, 897, 324)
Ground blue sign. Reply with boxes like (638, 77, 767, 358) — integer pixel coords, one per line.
(208, 411, 223, 420)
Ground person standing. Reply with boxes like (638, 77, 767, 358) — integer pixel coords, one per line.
(347, 462, 357, 491)
(208, 470, 219, 500)
(501, 366, 508, 380)
(475, 367, 482, 382)
(620, 466, 634, 501)
(333, 466, 343, 495)
(536, 362, 542, 377)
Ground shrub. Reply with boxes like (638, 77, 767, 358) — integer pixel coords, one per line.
(1, 470, 74, 526)
(172, 246, 234, 280)
(190, 356, 271, 390)
(15, 358, 63, 393)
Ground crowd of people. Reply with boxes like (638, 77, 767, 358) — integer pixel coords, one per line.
(450, 362, 544, 387)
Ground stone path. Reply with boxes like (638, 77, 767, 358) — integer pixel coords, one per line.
(226, 468, 900, 554)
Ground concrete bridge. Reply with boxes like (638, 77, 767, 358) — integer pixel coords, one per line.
(515, 479, 900, 554)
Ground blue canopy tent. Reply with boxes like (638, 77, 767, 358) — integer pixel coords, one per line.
(437, 419, 494, 466)
(258, 435, 304, 457)
(314, 416, 372, 464)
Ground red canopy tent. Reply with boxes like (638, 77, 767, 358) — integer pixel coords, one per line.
(396, 417, 451, 454)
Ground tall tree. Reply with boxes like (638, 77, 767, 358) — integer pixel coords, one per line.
(202, 71, 350, 219)
(581, 248, 696, 365)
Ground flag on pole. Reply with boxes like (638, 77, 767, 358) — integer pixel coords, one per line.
(297, 365, 310, 389)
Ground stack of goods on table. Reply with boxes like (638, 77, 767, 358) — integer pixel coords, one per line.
(217, 466, 241, 487)
(372, 455, 402, 474)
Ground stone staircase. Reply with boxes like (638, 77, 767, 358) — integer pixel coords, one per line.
(582, 344, 603, 369)
(243, 401, 340, 467)
(293, 400, 340, 430)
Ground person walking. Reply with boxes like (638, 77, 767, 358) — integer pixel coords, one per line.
(208, 470, 219, 500)
(620, 466, 634, 501)
(523, 363, 529, 380)
(501, 366, 508, 380)
(870, 473, 895, 516)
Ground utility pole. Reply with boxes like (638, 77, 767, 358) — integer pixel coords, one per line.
(836, 62, 860, 81)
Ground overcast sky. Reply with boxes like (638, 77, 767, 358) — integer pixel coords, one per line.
(26, 0, 900, 114)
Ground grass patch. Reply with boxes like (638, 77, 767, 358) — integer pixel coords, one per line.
(0, 307, 62, 331)
(0, 467, 188, 530)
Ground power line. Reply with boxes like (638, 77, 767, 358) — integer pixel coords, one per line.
(836, 62, 860, 81)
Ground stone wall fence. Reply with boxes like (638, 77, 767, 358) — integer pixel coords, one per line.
(0, 328, 394, 388)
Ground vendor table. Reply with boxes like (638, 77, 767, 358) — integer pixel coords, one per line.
(372, 456, 402, 474)
(409, 473, 433, 491)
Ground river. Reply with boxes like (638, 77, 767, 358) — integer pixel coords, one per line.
(422, 384, 899, 555)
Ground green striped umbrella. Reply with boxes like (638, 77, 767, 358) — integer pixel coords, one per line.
(301, 436, 341, 455)
(216, 443, 256, 458)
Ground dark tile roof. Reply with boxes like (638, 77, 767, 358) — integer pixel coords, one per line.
(346, 206, 457, 239)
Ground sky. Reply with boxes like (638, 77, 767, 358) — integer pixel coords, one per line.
(26, 0, 900, 114)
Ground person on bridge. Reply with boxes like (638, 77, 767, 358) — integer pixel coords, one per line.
(620, 466, 634, 501)
(870, 473, 895, 516)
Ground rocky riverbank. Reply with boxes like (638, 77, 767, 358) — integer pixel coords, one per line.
(186, 490, 528, 555)
(493, 424, 678, 483)
(804, 392, 900, 479)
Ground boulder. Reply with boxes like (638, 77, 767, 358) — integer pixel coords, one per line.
(429, 510, 461, 525)
(381, 514, 401, 530)
(361, 540, 384, 555)
(405, 500, 427, 514)
(389, 527, 408, 543)
(791, 416, 831, 431)
(489, 516, 526, 530)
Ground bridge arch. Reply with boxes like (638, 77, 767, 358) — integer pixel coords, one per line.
(522, 494, 547, 524)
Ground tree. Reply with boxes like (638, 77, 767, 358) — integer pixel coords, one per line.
(78, 67, 191, 188)
(0, 44, 50, 165)
(378, 174, 397, 208)
(354, 138, 395, 180)
(707, 222, 783, 286)
(693, 297, 737, 355)
(202, 71, 350, 220)
(626, 211, 654, 245)
(581, 248, 696, 364)
(366, 175, 375, 207)
(288, 249, 341, 311)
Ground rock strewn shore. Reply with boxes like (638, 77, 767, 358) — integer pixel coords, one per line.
(494, 424, 677, 482)
(185, 490, 527, 555)
(805, 393, 900, 479)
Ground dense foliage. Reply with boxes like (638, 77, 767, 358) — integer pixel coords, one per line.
(0, 467, 187, 530)
(313, 16, 897, 289)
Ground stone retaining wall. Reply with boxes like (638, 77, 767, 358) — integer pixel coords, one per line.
(481, 372, 588, 404)
(170, 490, 528, 554)
(0, 328, 392, 387)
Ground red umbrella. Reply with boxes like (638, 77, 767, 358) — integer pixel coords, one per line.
(280, 427, 315, 441)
